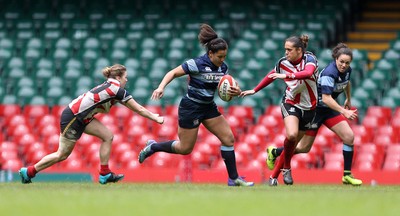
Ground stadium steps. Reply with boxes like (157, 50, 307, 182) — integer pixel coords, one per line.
(345, 1, 400, 65)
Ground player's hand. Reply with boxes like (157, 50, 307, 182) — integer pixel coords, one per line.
(239, 89, 255, 97)
(342, 109, 358, 120)
(154, 114, 164, 124)
(228, 85, 241, 96)
(151, 88, 164, 100)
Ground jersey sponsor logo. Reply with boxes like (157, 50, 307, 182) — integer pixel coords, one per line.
(205, 66, 212, 72)
(193, 119, 200, 126)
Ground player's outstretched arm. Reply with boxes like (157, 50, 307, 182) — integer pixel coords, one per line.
(151, 66, 186, 100)
(124, 99, 164, 124)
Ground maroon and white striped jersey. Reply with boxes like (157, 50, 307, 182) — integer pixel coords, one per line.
(275, 52, 318, 110)
(68, 78, 132, 123)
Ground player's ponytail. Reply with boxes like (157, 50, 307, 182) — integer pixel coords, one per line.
(198, 24, 228, 53)
(102, 64, 126, 78)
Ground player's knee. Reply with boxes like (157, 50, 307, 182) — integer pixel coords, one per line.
(341, 131, 354, 145)
(286, 133, 298, 142)
(102, 134, 114, 143)
(180, 147, 193, 155)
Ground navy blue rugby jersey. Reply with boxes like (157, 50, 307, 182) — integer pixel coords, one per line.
(317, 61, 352, 107)
(181, 54, 228, 104)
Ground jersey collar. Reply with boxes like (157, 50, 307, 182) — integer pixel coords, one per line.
(107, 78, 121, 86)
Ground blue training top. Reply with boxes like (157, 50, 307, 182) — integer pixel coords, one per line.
(317, 61, 352, 108)
(181, 53, 228, 104)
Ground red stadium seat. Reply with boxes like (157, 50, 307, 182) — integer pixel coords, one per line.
(109, 105, 132, 119)
(354, 161, 374, 171)
(235, 142, 254, 160)
(1, 149, 18, 162)
(124, 124, 148, 143)
(373, 134, 396, 146)
(313, 134, 335, 151)
(26, 149, 48, 164)
(0, 141, 17, 152)
(352, 125, 372, 144)
(293, 153, 315, 168)
(118, 150, 138, 167)
(164, 105, 179, 117)
(228, 106, 254, 123)
(191, 151, 209, 169)
(382, 160, 400, 171)
(246, 159, 263, 170)
(318, 125, 339, 146)
(113, 142, 132, 158)
(386, 144, 400, 154)
(324, 152, 343, 163)
(376, 125, 398, 142)
(323, 160, 343, 170)
(1, 159, 23, 171)
(38, 124, 59, 141)
(362, 116, 384, 135)
(225, 115, 246, 138)
(240, 133, 263, 155)
(23, 105, 50, 123)
(256, 150, 268, 163)
(124, 114, 148, 128)
(264, 105, 281, 119)
(51, 105, 66, 118)
(0, 104, 21, 118)
(144, 105, 163, 116)
(250, 124, 272, 143)
(35, 114, 58, 129)
(133, 133, 156, 149)
(43, 134, 60, 152)
(365, 106, 392, 125)
(257, 114, 283, 132)
(125, 160, 140, 170)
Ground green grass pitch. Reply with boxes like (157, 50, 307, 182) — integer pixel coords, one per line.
(1, 183, 399, 216)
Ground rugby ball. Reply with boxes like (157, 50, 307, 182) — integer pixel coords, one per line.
(218, 75, 237, 102)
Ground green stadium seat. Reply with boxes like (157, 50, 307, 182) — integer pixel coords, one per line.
(113, 38, 129, 50)
(140, 38, 157, 50)
(390, 40, 400, 51)
(262, 39, 279, 51)
(94, 57, 111, 69)
(76, 76, 93, 89)
(383, 49, 400, 61)
(0, 38, 14, 50)
(29, 95, 46, 105)
(131, 88, 150, 104)
(151, 58, 168, 70)
(386, 88, 400, 105)
(46, 86, 65, 104)
(17, 87, 36, 105)
(128, 19, 146, 31)
(58, 95, 73, 105)
(55, 38, 72, 50)
(35, 58, 53, 70)
(233, 39, 253, 51)
(381, 97, 398, 108)
(8, 68, 25, 79)
(64, 58, 82, 71)
(110, 49, 128, 63)
(1, 94, 17, 104)
(47, 76, 64, 89)
(124, 58, 140, 70)
(17, 77, 34, 89)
